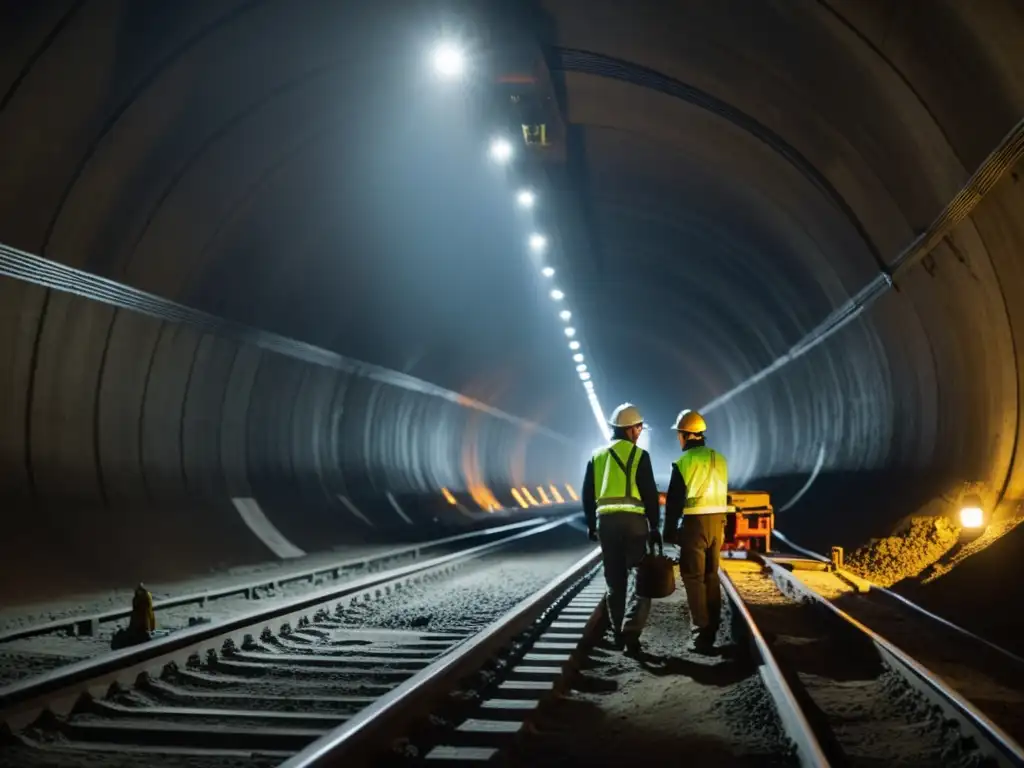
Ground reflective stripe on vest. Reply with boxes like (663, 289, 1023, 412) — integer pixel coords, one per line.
(675, 446, 728, 515)
(592, 439, 645, 515)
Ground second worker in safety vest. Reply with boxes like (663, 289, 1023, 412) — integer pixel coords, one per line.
(582, 403, 661, 656)
(664, 409, 728, 654)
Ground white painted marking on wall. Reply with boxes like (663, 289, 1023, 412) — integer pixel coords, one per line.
(231, 497, 306, 559)
(779, 444, 828, 512)
(338, 495, 375, 527)
(385, 492, 414, 525)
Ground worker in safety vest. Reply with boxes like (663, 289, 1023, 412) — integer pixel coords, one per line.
(582, 403, 661, 655)
(664, 409, 728, 654)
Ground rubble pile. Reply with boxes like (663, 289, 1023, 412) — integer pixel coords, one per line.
(845, 516, 960, 587)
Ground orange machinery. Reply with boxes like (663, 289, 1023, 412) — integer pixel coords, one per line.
(659, 489, 774, 552)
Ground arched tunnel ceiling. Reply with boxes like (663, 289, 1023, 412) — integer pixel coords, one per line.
(2, 0, 1024, 607)
(526, 0, 1024, 506)
(0, 0, 593, 442)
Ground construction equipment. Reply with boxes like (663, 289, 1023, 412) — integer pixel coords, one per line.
(657, 489, 775, 552)
(723, 490, 774, 552)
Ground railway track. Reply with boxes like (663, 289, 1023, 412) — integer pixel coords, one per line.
(0, 515, 602, 768)
(0, 516, 561, 689)
(722, 550, 1024, 767)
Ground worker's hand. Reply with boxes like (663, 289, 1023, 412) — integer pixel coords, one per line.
(587, 527, 598, 542)
(649, 528, 663, 550)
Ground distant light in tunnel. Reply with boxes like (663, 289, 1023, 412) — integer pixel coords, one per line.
(537, 486, 552, 504)
(565, 483, 579, 501)
(521, 487, 540, 506)
(579, 371, 591, 381)
(549, 484, 565, 503)
(517, 189, 536, 208)
(510, 487, 529, 509)
(541, 266, 555, 278)
(576, 364, 588, 373)
(529, 233, 547, 252)
(573, 353, 584, 362)
(559, 310, 572, 321)
(564, 327, 576, 337)
(569, 340, 580, 350)
(489, 137, 513, 164)
(550, 289, 564, 301)
(431, 42, 466, 79)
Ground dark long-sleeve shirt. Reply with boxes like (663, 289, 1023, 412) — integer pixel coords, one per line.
(582, 448, 661, 533)
(663, 464, 687, 538)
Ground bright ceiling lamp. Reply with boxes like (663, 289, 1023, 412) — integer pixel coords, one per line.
(431, 42, 465, 79)
(541, 266, 555, 278)
(569, 340, 580, 350)
(489, 137, 513, 164)
(517, 189, 535, 208)
(560, 310, 572, 321)
(573, 353, 584, 362)
(529, 233, 547, 252)
(576, 364, 587, 372)
(550, 289, 564, 300)
(564, 327, 576, 337)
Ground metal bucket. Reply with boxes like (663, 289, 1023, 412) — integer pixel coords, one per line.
(636, 542, 676, 599)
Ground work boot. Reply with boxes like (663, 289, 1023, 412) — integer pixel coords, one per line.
(623, 634, 642, 657)
(690, 628, 715, 655)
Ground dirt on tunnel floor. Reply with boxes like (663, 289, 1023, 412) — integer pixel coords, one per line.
(844, 516, 960, 588)
(504, 577, 797, 767)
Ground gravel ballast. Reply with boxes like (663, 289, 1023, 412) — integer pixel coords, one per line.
(507, 567, 798, 767)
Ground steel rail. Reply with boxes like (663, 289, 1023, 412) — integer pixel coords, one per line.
(758, 553, 1024, 767)
(718, 567, 830, 768)
(0, 515, 573, 729)
(0, 513, 571, 644)
(772, 529, 1024, 667)
(280, 546, 603, 767)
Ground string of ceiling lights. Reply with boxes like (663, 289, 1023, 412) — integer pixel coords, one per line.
(432, 41, 612, 443)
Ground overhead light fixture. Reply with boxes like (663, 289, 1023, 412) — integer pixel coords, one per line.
(573, 353, 584, 362)
(576, 364, 588, 372)
(431, 42, 465, 79)
(541, 266, 554, 278)
(569, 340, 580, 350)
(564, 327, 576, 337)
(580, 371, 591, 381)
(550, 289, 564, 301)
(489, 137, 513, 164)
(517, 189, 535, 208)
(559, 310, 572, 321)
(529, 233, 547, 252)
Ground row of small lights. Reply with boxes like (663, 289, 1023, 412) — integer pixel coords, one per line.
(442, 483, 579, 510)
(432, 43, 611, 443)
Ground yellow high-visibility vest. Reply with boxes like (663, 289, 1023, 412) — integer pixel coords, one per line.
(675, 446, 728, 514)
(593, 439, 645, 515)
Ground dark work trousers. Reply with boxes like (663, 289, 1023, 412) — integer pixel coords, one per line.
(598, 512, 651, 639)
(679, 513, 727, 635)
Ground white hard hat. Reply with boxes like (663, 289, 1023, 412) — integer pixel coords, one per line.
(608, 402, 644, 428)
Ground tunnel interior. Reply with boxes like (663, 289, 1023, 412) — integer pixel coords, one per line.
(2, 0, 1024, 646)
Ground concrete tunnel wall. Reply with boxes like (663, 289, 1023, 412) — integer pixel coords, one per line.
(4, 0, 1024, 610)
(0, 2, 593, 605)
(531, 0, 1024, 556)
(0, 274, 580, 604)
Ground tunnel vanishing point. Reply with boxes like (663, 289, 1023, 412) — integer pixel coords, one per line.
(1, 0, 1024, 641)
